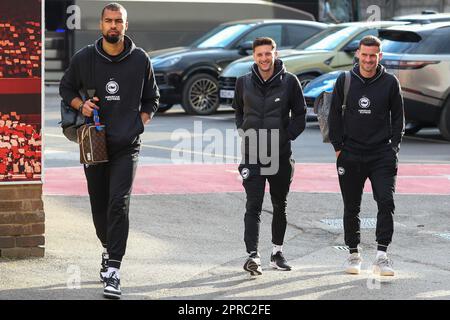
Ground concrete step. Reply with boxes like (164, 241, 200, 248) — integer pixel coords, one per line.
(45, 37, 65, 50)
(46, 49, 64, 59)
(45, 71, 64, 82)
(45, 60, 64, 70)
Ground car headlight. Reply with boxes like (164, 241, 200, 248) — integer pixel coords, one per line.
(323, 57, 334, 66)
(153, 56, 181, 68)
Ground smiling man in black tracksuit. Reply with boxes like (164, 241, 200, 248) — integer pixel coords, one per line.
(59, 3, 159, 298)
(233, 37, 306, 276)
(329, 36, 404, 276)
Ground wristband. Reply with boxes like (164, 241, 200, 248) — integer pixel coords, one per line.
(77, 101, 84, 113)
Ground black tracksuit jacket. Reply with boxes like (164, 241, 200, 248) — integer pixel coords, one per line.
(59, 35, 160, 154)
(329, 64, 405, 153)
(232, 59, 307, 160)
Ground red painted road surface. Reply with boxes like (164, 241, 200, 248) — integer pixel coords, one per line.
(44, 163, 450, 196)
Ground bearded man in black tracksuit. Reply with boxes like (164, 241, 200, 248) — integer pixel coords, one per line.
(59, 3, 159, 298)
(329, 36, 404, 276)
(232, 37, 306, 276)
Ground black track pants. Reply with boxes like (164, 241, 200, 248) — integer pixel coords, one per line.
(336, 148, 398, 250)
(84, 146, 139, 268)
(239, 157, 295, 254)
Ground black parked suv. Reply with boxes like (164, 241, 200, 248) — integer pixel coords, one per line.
(149, 19, 328, 115)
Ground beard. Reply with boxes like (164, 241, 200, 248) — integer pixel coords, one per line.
(103, 32, 121, 44)
(361, 62, 376, 72)
(258, 62, 272, 72)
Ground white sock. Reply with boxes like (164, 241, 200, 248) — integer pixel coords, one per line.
(272, 245, 283, 255)
(107, 267, 120, 278)
(376, 251, 387, 259)
(350, 252, 361, 257)
(249, 251, 259, 257)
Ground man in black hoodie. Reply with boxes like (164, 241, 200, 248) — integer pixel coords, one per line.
(59, 3, 159, 299)
(329, 36, 404, 276)
(233, 37, 306, 276)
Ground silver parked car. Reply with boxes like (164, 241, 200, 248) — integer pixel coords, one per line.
(393, 12, 450, 24)
(380, 22, 450, 139)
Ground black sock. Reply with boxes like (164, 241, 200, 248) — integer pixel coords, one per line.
(108, 255, 122, 269)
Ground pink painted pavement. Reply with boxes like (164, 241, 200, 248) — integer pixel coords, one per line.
(43, 163, 450, 196)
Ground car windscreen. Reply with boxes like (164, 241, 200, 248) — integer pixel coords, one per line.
(382, 27, 450, 54)
(192, 24, 254, 49)
(295, 26, 353, 51)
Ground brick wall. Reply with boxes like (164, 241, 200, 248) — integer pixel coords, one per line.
(0, 184, 45, 258)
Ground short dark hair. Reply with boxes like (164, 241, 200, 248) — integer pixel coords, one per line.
(252, 37, 277, 51)
(101, 2, 127, 20)
(359, 35, 382, 49)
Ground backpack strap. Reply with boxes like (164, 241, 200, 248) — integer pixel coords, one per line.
(341, 71, 351, 116)
(85, 44, 96, 99)
(80, 44, 96, 124)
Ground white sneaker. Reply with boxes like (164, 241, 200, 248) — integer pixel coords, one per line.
(103, 271, 121, 299)
(373, 256, 395, 276)
(243, 253, 262, 276)
(344, 253, 362, 274)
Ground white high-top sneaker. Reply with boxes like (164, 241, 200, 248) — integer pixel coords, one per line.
(373, 256, 395, 276)
(344, 253, 362, 274)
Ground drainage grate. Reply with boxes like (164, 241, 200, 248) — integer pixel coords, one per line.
(333, 246, 349, 251)
(435, 233, 450, 241)
(320, 218, 377, 229)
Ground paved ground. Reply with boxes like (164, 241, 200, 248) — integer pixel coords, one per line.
(1, 190, 450, 300)
(1, 85, 449, 302)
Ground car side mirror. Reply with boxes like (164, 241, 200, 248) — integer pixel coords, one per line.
(343, 41, 359, 53)
(238, 41, 253, 55)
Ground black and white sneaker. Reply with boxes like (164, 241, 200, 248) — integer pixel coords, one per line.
(103, 271, 121, 299)
(270, 251, 292, 271)
(100, 252, 109, 283)
(243, 252, 262, 276)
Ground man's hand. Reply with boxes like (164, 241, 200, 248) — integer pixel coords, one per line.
(336, 150, 341, 158)
(81, 97, 100, 117)
(140, 112, 151, 125)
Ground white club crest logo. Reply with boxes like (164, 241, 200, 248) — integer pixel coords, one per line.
(106, 81, 119, 94)
(241, 168, 250, 180)
(359, 96, 371, 109)
(338, 167, 345, 176)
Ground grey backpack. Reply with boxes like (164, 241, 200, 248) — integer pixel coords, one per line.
(314, 71, 351, 143)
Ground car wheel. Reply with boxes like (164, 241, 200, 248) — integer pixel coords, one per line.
(297, 74, 317, 88)
(181, 73, 220, 115)
(404, 122, 423, 135)
(157, 104, 173, 113)
(438, 99, 450, 140)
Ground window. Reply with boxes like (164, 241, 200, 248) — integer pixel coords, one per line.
(194, 24, 254, 48)
(237, 25, 282, 47)
(346, 28, 378, 47)
(382, 27, 450, 54)
(297, 26, 355, 51)
(284, 25, 323, 48)
(382, 40, 418, 54)
(426, 27, 450, 54)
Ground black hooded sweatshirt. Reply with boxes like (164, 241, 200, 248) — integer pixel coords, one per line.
(232, 59, 306, 160)
(329, 64, 405, 153)
(60, 35, 159, 154)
